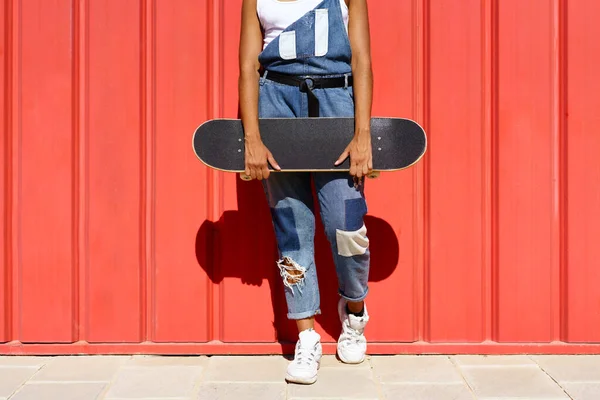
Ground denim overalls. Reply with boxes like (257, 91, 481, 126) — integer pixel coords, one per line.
(258, 0, 369, 320)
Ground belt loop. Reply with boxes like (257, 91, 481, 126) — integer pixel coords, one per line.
(259, 70, 268, 85)
(344, 73, 349, 89)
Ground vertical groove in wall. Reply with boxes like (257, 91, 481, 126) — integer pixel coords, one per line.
(217, 0, 226, 342)
(412, 0, 429, 342)
(206, 0, 224, 342)
(559, 0, 569, 344)
(148, 0, 157, 344)
(482, 0, 498, 342)
(411, 0, 421, 341)
(411, 0, 430, 342)
(491, 0, 500, 342)
(10, 0, 21, 341)
(3, 0, 13, 342)
(205, 0, 213, 342)
(148, 0, 156, 343)
(140, 0, 156, 342)
(492, 0, 500, 343)
(76, 0, 90, 343)
(72, 0, 81, 341)
(145, 0, 156, 341)
(72, 0, 91, 343)
(420, 0, 431, 342)
(553, 0, 568, 342)
(139, 0, 147, 342)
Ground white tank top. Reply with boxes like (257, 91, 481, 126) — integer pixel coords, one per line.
(257, 0, 349, 49)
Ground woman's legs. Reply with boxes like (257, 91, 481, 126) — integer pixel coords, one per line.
(262, 172, 324, 384)
(314, 172, 370, 304)
(263, 171, 370, 326)
(262, 172, 322, 324)
(314, 172, 371, 364)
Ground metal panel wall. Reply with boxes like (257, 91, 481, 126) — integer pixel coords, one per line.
(1, 0, 600, 354)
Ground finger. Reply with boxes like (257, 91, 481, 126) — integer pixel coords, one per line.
(256, 168, 264, 181)
(335, 150, 349, 166)
(250, 168, 257, 180)
(350, 163, 357, 177)
(356, 161, 365, 178)
(263, 165, 270, 179)
(268, 154, 281, 171)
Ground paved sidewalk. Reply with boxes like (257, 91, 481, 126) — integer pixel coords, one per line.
(1, 354, 599, 399)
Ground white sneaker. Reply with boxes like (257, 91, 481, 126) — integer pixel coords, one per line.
(337, 298, 369, 364)
(286, 328, 322, 384)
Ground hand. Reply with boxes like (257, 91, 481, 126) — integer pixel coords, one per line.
(334, 130, 373, 179)
(244, 136, 280, 180)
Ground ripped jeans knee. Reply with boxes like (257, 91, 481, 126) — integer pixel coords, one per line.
(277, 256, 306, 295)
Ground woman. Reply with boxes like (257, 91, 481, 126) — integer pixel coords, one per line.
(238, 0, 374, 384)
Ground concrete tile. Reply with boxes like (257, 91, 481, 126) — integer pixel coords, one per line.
(381, 383, 475, 400)
(31, 355, 129, 382)
(461, 365, 569, 399)
(204, 356, 288, 383)
(0, 356, 52, 368)
(105, 365, 204, 398)
(452, 355, 537, 366)
(370, 355, 463, 383)
(532, 355, 600, 383)
(126, 355, 209, 367)
(287, 368, 378, 399)
(0, 367, 39, 398)
(197, 382, 286, 400)
(562, 382, 600, 400)
(318, 355, 371, 369)
(10, 382, 107, 400)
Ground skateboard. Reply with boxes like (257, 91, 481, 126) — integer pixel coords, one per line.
(192, 117, 427, 180)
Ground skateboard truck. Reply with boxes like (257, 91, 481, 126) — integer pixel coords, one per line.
(239, 171, 380, 181)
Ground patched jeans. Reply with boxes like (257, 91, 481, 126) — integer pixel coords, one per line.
(259, 75, 370, 320)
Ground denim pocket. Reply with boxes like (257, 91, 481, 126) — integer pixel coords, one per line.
(346, 86, 354, 102)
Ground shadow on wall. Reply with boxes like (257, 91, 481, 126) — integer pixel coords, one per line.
(195, 175, 400, 345)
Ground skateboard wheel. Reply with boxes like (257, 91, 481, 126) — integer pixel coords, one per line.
(239, 173, 252, 181)
(367, 171, 380, 179)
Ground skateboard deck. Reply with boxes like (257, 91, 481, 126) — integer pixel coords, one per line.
(193, 117, 426, 179)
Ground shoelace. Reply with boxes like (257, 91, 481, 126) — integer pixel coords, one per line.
(294, 342, 317, 366)
(342, 320, 364, 345)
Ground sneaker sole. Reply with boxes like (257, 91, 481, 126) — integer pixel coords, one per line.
(285, 360, 320, 384)
(285, 373, 318, 385)
(337, 349, 366, 364)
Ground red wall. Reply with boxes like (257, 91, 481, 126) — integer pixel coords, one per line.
(2, 0, 600, 354)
